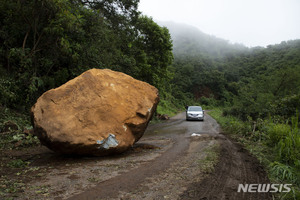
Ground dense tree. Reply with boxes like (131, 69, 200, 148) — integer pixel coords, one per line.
(0, 0, 173, 110)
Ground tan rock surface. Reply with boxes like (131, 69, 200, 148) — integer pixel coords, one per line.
(31, 69, 159, 156)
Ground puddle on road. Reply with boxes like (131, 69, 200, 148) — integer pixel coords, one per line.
(144, 127, 187, 137)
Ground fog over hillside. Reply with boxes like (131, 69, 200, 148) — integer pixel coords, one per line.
(158, 21, 249, 58)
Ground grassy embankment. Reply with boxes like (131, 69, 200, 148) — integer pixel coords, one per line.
(209, 108, 300, 200)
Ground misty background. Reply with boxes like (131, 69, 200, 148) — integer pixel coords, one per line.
(139, 0, 300, 47)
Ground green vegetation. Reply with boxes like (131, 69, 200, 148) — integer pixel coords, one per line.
(198, 143, 220, 174)
(0, 0, 173, 111)
(210, 109, 300, 199)
(0, 107, 40, 150)
(7, 159, 29, 168)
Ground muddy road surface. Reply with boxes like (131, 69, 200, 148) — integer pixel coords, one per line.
(0, 112, 272, 200)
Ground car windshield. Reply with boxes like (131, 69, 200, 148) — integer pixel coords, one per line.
(188, 106, 202, 111)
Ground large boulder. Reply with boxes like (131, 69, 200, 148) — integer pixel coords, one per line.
(31, 69, 159, 156)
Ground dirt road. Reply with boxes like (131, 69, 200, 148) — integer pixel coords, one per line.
(0, 112, 272, 200)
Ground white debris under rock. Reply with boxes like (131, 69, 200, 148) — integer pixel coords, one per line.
(97, 134, 119, 149)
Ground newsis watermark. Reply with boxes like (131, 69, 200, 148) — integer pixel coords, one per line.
(237, 184, 292, 193)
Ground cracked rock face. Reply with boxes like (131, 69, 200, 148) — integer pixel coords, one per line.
(31, 69, 159, 156)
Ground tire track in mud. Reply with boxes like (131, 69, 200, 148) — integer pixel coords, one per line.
(180, 134, 272, 200)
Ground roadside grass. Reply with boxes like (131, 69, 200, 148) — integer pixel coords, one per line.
(198, 143, 220, 174)
(209, 108, 300, 200)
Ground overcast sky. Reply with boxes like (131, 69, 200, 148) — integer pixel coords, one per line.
(138, 0, 300, 47)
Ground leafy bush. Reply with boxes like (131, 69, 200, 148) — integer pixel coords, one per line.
(269, 161, 298, 184)
(0, 76, 19, 108)
(270, 95, 300, 122)
(0, 107, 40, 149)
(277, 117, 300, 167)
(156, 99, 178, 117)
(262, 114, 300, 167)
(266, 123, 291, 145)
(7, 159, 29, 168)
(199, 97, 219, 108)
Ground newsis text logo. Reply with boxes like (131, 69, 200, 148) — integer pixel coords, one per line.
(237, 184, 292, 193)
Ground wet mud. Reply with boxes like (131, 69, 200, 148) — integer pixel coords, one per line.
(0, 112, 272, 200)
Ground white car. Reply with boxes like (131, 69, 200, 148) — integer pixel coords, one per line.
(186, 106, 204, 121)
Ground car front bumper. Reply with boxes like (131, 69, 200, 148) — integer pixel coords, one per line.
(186, 115, 204, 121)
